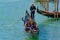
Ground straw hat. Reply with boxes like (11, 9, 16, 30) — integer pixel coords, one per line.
(32, 2, 34, 5)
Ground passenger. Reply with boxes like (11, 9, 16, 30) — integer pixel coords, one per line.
(31, 20, 37, 32)
(22, 10, 31, 24)
(24, 19, 31, 32)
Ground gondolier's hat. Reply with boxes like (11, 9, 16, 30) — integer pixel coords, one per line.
(32, 2, 34, 5)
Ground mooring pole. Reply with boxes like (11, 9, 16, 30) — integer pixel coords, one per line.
(44, 0, 46, 10)
(45, 0, 49, 11)
(47, 0, 49, 11)
(44, 0, 46, 11)
(56, 0, 59, 18)
(40, 0, 42, 5)
(43, 0, 46, 9)
(54, 0, 59, 19)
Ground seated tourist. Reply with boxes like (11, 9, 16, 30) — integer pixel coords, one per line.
(31, 20, 37, 32)
(22, 10, 31, 24)
(24, 19, 31, 32)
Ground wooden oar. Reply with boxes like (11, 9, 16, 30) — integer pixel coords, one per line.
(4, 17, 22, 26)
(4, 10, 29, 26)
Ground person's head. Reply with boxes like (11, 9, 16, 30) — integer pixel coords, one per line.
(31, 2, 34, 6)
(25, 13, 29, 16)
(25, 10, 29, 16)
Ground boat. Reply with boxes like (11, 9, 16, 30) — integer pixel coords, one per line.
(36, 0, 60, 18)
(24, 18, 39, 34)
(37, 8, 60, 18)
(22, 11, 39, 34)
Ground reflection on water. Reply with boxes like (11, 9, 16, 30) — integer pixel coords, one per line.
(25, 33, 38, 40)
(38, 18, 60, 40)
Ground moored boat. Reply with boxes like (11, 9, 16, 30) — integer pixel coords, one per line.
(37, 8, 60, 18)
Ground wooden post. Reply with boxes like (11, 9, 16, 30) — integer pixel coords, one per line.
(43, 0, 46, 8)
(56, 0, 59, 18)
(54, 0, 56, 18)
(43, 0, 45, 7)
(40, 0, 42, 5)
(54, 0, 59, 19)
(41, 0, 43, 6)
(45, 0, 49, 11)
(42, 0, 44, 6)
(47, 0, 49, 11)
(44, 0, 46, 11)
(39, 0, 45, 7)
(39, 0, 41, 4)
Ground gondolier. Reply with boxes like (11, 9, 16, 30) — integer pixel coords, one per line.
(30, 3, 36, 19)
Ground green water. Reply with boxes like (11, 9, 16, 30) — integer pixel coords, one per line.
(0, 0, 60, 40)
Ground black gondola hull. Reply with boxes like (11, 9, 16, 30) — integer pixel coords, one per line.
(37, 8, 60, 18)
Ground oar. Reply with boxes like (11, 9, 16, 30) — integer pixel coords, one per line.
(4, 17, 22, 26)
(4, 10, 28, 27)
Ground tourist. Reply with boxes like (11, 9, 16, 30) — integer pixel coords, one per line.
(24, 19, 31, 32)
(22, 10, 30, 24)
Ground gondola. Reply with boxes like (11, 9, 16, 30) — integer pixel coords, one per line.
(37, 8, 60, 18)
(22, 11, 39, 34)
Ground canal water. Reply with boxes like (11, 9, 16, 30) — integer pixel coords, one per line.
(0, 0, 60, 40)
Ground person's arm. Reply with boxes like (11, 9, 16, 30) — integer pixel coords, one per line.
(22, 17, 24, 21)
